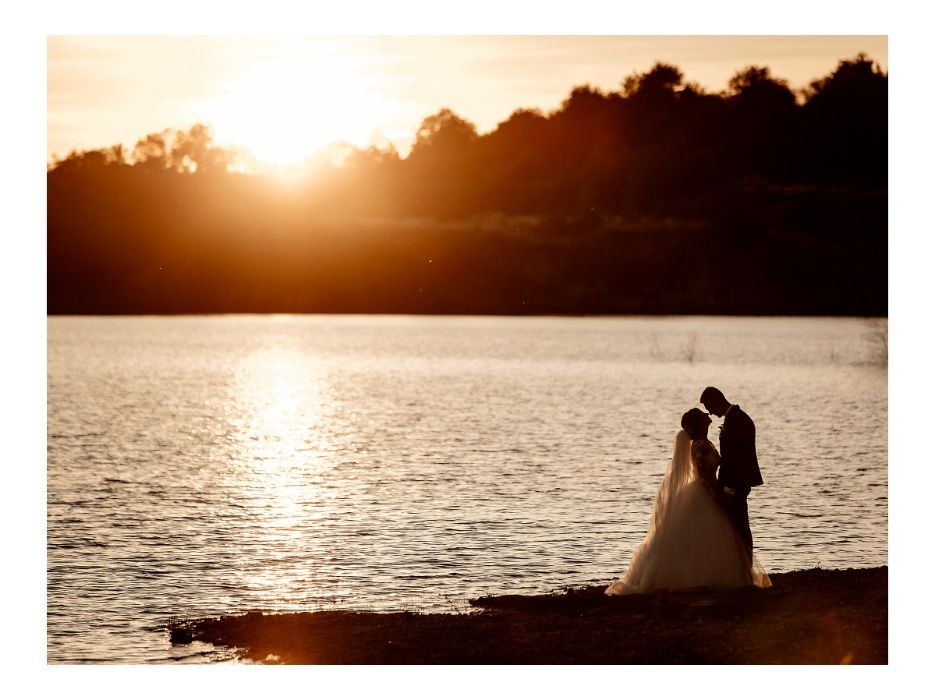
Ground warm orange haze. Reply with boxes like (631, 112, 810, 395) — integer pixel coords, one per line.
(47, 35, 887, 666)
(48, 36, 887, 169)
(48, 36, 887, 315)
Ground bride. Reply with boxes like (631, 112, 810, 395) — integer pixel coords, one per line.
(606, 408, 771, 595)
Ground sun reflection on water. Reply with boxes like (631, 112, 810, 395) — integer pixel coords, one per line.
(47, 316, 889, 662)
(227, 346, 335, 595)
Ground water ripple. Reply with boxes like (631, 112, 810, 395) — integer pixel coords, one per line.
(48, 315, 887, 663)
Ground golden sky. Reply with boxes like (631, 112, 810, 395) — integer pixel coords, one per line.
(47, 36, 887, 166)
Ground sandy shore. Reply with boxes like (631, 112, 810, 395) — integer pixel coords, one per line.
(168, 566, 886, 664)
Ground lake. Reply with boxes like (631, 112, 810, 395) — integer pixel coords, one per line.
(47, 315, 888, 663)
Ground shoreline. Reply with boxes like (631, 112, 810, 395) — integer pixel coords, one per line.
(168, 566, 887, 664)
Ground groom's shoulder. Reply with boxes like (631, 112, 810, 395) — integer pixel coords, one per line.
(729, 405, 754, 424)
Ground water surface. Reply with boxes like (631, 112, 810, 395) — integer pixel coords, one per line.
(47, 315, 888, 662)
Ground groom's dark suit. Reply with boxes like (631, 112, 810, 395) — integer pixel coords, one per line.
(717, 404, 762, 559)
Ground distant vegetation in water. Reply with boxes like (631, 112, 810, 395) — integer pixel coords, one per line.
(48, 55, 886, 315)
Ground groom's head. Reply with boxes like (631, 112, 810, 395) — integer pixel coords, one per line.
(700, 386, 730, 417)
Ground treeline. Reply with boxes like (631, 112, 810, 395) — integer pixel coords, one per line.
(48, 55, 887, 315)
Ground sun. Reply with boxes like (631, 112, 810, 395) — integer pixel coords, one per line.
(193, 42, 403, 168)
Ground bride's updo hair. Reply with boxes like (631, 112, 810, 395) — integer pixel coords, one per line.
(681, 408, 708, 439)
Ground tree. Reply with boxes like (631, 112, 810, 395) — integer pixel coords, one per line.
(49, 144, 126, 172)
(476, 108, 553, 212)
(804, 53, 887, 105)
(802, 54, 888, 185)
(622, 62, 684, 98)
(410, 108, 478, 155)
(726, 66, 799, 179)
(403, 108, 481, 215)
(619, 62, 685, 145)
(728, 66, 796, 106)
(345, 144, 401, 169)
(132, 130, 171, 170)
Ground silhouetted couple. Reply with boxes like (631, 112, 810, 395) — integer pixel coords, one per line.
(606, 387, 771, 595)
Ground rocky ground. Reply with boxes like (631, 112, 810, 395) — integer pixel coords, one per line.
(168, 566, 887, 664)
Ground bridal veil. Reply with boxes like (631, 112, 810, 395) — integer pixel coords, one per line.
(606, 429, 771, 595)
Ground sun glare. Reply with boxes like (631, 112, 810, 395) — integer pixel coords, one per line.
(194, 42, 404, 167)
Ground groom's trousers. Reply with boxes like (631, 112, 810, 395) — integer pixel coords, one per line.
(725, 488, 753, 560)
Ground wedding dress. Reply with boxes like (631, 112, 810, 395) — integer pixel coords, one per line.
(605, 429, 771, 595)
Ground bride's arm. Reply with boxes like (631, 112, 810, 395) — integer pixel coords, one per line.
(692, 441, 720, 501)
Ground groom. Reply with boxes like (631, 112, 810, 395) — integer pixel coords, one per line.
(699, 386, 763, 561)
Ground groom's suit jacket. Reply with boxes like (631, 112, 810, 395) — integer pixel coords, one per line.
(717, 404, 763, 492)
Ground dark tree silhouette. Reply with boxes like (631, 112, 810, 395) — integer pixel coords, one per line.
(475, 108, 553, 213)
(48, 55, 887, 316)
(801, 53, 887, 185)
(622, 62, 684, 97)
(726, 66, 799, 179)
(403, 108, 481, 216)
(131, 130, 171, 170)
